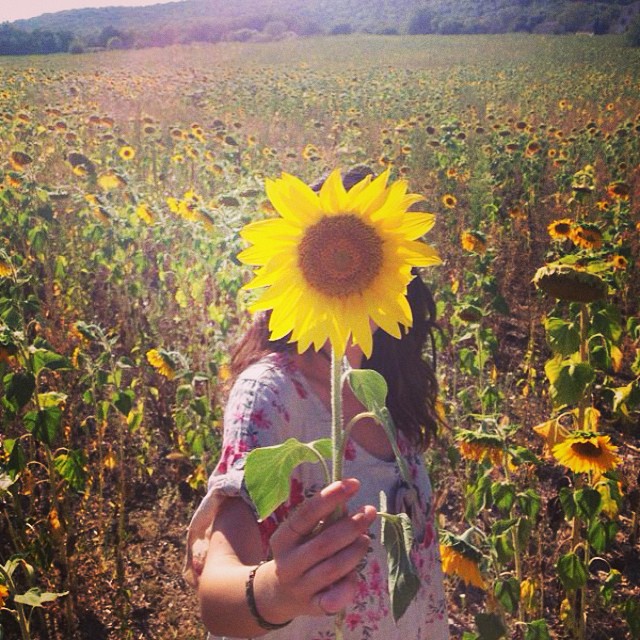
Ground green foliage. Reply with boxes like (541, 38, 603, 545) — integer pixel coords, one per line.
(626, 13, 640, 46)
(2, 0, 636, 56)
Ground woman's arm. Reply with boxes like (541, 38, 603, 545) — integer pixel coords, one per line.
(198, 478, 377, 638)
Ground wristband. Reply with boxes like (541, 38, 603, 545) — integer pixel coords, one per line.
(245, 560, 293, 631)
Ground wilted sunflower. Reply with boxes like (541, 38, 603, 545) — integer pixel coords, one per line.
(439, 532, 485, 589)
(146, 348, 177, 380)
(238, 169, 441, 358)
(460, 230, 487, 254)
(0, 260, 12, 278)
(571, 224, 603, 250)
(0, 583, 9, 608)
(136, 203, 155, 225)
(606, 254, 628, 272)
(67, 152, 96, 177)
(606, 181, 630, 200)
(98, 170, 128, 191)
(547, 218, 573, 240)
(9, 150, 33, 172)
(457, 431, 504, 466)
(552, 432, 621, 475)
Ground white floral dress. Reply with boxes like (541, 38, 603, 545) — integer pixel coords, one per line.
(184, 352, 450, 640)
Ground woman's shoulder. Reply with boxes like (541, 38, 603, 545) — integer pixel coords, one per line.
(230, 351, 311, 403)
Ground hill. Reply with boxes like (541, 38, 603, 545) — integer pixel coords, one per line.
(2, 0, 640, 54)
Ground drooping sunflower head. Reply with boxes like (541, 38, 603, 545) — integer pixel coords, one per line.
(439, 531, 485, 589)
(146, 348, 178, 380)
(552, 432, 621, 475)
(238, 168, 441, 358)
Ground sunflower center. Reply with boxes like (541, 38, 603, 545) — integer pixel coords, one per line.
(570, 441, 602, 459)
(298, 214, 383, 297)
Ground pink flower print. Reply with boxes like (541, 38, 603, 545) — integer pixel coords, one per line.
(250, 407, 271, 430)
(216, 441, 250, 474)
(369, 559, 384, 595)
(345, 612, 363, 630)
(421, 521, 435, 549)
(292, 377, 308, 399)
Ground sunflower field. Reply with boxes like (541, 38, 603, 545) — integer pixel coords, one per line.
(0, 34, 639, 640)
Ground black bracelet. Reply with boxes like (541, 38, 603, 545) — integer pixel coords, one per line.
(245, 560, 292, 631)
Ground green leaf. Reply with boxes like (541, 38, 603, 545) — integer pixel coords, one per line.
(112, 389, 135, 416)
(517, 489, 542, 520)
(54, 450, 87, 491)
(346, 368, 388, 411)
(545, 317, 580, 357)
(588, 520, 617, 553)
(245, 438, 331, 520)
(556, 552, 587, 590)
(31, 348, 70, 375)
(545, 356, 595, 408)
(624, 598, 640, 640)
(558, 487, 576, 520)
(491, 482, 516, 513)
(3, 371, 35, 409)
(346, 369, 410, 482)
(494, 578, 520, 614)
(24, 407, 62, 446)
(6, 439, 26, 477)
(380, 508, 420, 622)
(575, 487, 601, 521)
(13, 588, 68, 608)
(599, 569, 620, 606)
(475, 612, 507, 640)
(523, 619, 551, 640)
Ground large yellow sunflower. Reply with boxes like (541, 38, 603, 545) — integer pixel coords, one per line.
(238, 169, 441, 357)
(552, 432, 621, 475)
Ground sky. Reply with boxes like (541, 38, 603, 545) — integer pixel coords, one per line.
(0, 0, 178, 23)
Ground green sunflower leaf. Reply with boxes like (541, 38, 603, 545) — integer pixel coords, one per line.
(557, 552, 588, 590)
(245, 438, 331, 520)
(379, 498, 420, 623)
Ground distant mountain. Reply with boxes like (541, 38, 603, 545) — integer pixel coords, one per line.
(3, 0, 640, 55)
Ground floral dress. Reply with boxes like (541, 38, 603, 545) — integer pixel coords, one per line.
(184, 352, 449, 640)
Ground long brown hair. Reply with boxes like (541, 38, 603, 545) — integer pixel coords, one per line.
(230, 274, 439, 452)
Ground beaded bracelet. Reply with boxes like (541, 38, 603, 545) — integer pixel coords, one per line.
(245, 560, 293, 631)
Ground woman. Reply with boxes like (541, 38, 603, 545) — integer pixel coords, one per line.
(184, 169, 449, 639)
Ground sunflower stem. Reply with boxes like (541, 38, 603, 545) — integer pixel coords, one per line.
(330, 346, 345, 640)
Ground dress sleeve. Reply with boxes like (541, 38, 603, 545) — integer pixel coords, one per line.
(183, 369, 286, 587)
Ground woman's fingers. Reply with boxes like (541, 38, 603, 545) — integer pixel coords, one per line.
(271, 478, 361, 550)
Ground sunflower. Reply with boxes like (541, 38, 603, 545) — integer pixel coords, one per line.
(146, 349, 177, 380)
(238, 169, 441, 358)
(9, 150, 33, 172)
(609, 255, 628, 271)
(547, 218, 573, 240)
(439, 533, 485, 589)
(552, 432, 621, 475)
(442, 194, 457, 209)
(118, 145, 136, 161)
(460, 230, 487, 254)
(571, 224, 603, 250)
(457, 431, 504, 466)
(606, 181, 630, 200)
(0, 260, 12, 277)
(136, 203, 155, 225)
(0, 583, 9, 608)
(98, 170, 127, 191)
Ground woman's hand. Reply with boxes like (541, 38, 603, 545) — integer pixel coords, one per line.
(253, 478, 377, 623)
